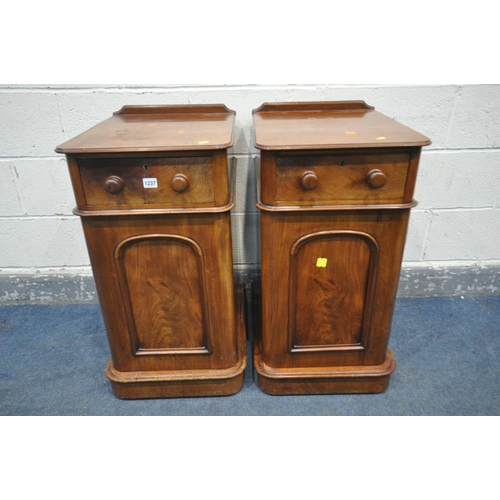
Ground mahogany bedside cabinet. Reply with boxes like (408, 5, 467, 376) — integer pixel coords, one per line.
(252, 101, 431, 395)
(56, 104, 246, 399)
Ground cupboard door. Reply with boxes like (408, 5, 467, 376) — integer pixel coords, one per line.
(260, 209, 410, 369)
(81, 212, 239, 373)
(115, 235, 211, 356)
(289, 230, 378, 353)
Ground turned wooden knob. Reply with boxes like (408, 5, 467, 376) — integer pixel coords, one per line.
(366, 169, 387, 188)
(300, 171, 319, 190)
(104, 176, 124, 194)
(171, 173, 189, 193)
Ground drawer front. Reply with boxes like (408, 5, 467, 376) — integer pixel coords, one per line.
(275, 153, 410, 205)
(78, 157, 215, 209)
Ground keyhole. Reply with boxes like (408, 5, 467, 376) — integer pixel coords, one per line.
(143, 165, 148, 172)
(339, 160, 345, 167)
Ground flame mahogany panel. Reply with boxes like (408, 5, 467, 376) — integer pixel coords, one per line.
(114, 235, 210, 356)
(289, 230, 379, 353)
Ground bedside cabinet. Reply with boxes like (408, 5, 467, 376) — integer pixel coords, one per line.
(252, 101, 431, 395)
(56, 105, 246, 399)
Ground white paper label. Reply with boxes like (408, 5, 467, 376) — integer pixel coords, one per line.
(143, 178, 158, 188)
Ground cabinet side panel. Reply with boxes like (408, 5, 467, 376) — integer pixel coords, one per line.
(211, 150, 230, 206)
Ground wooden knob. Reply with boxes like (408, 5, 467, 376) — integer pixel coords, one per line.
(171, 174, 189, 193)
(366, 169, 387, 188)
(104, 176, 124, 194)
(300, 171, 319, 190)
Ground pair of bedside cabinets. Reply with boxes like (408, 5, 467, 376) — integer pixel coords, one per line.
(56, 101, 430, 399)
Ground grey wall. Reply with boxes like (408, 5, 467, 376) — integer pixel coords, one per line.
(1, 84, 499, 303)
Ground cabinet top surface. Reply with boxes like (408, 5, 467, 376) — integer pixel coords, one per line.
(55, 105, 235, 154)
(253, 101, 431, 150)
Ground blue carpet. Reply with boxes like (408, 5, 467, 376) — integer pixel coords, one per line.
(1, 295, 499, 415)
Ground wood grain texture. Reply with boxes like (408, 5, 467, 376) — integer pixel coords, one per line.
(253, 101, 431, 150)
(79, 156, 215, 209)
(253, 282, 396, 395)
(81, 211, 237, 374)
(259, 208, 410, 369)
(106, 283, 247, 399)
(290, 230, 379, 352)
(275, 152, 409, 205)
(253, 100, 429, 395)
(115, 235, 209, 355)
(59, 104, 241, 399)
(73, 156, 236, 217)
(56, 104, 235, 153)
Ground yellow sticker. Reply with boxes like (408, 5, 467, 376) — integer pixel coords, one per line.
(345, 130, 356, 135)
(376, 136, 386, 141)
(316, 258, 328, 268)
(198, 140, 210, 144)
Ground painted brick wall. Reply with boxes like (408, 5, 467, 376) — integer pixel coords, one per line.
(1, 84, 499, 300)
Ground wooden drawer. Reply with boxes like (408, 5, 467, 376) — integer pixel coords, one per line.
(78, 156, 217, 209)
(274, 152, 410, 205)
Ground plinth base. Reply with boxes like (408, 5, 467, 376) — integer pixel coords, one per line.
(105, 283, 247, 399)
(254, 347, 396, 396)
